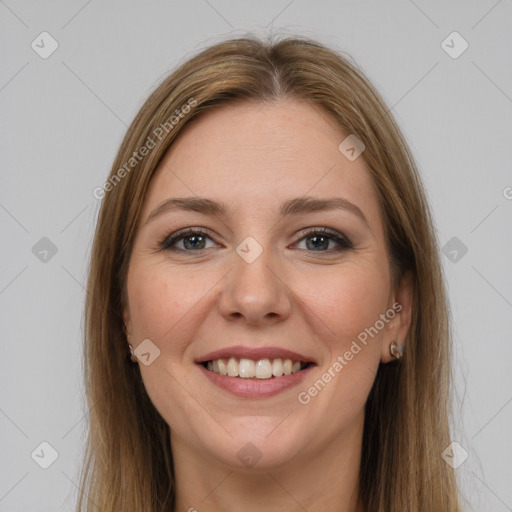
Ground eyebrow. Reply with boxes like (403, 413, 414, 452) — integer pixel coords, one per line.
(145, 196, 370, 228)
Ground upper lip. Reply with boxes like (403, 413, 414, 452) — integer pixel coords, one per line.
(195, 345, 316, 364)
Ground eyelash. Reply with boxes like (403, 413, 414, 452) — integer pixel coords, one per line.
(158, 227, 354, 254)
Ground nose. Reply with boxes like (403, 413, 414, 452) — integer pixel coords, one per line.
(218, 244, 292, 327)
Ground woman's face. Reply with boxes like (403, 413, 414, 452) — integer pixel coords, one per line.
(123, 99, 412, 470)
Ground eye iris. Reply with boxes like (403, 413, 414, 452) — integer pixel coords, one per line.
(183, 234, 205, 250)
(306, 235, 329, 251)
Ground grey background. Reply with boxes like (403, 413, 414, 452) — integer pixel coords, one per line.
(1, 1, 511, 511)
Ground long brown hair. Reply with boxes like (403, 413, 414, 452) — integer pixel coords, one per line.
(77, 34, 461, 511)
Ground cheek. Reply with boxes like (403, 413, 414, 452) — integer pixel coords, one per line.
(302, 262, 390, 344)
(291, 266, 388, 428)
(127, 262, 208, 431)
(296, 262, 389, 403)
(127, 262, 205, 353)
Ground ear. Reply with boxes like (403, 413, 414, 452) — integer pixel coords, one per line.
(122, 289, 132, 336)
(380, 270, 414, 363)
(122, 297, 139, 363)
(123, 307, 131, 334)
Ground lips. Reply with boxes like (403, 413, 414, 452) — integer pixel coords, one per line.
(195, 345, 316, 398)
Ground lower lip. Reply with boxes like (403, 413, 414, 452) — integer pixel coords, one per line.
(197, 364, 313, 398)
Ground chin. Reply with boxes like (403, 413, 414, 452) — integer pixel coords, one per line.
(195, 415, 312, 470)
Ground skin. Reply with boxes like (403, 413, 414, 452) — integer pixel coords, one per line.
(123, 98, 413, 511)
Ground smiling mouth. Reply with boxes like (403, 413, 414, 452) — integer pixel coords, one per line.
(202, 357, 312, 379)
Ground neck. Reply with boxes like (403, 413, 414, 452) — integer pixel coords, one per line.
(171, 414, 365, 512)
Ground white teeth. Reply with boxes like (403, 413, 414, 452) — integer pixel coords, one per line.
(206, 357, 307, 379)
(218, 359, 228, 375)
(272, 358, 284, 377)
(255, 359, 272, 379)
(239, 358, 255, 378)
(227, 357, 238, 377)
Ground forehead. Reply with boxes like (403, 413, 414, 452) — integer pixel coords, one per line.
(141, 99, 383, 229)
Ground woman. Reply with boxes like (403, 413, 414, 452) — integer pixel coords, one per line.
(78, 34, 462, 511)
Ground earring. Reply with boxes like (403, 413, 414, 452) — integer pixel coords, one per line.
(125, 325, 138, 363)
(390, 341, 403, 360)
